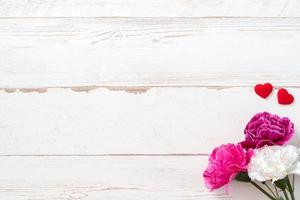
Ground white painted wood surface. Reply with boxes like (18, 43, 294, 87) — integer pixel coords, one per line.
(0, 0, 300, 199)
(0, 156, 298, 200)
(1, 18, 300, 87)
(0, 87, 299, 155)
(0, 0, 300, 17)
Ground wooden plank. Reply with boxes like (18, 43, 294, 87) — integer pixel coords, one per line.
(0, 87, 299, 155)
(0, 0, 300, 17)
(1, 18, 300, 87)
(0, 155, 294, 200)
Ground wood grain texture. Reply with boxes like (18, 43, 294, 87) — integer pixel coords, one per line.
(1, 18, 300, 87)
(0, 0, 300, 17)
(0, 87, 299, 155)
(1, 155, 296, 200)
(1, 1, 300, 199)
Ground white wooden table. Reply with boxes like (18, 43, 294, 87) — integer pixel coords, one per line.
(0, 1, 300, 199)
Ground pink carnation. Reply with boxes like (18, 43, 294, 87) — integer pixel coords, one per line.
(203, 143, 253, 192)
(240, 112, 294, 150)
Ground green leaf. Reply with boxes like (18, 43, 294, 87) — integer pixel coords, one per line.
(274, 177, 288, 190)
(235, 172, 251, 182)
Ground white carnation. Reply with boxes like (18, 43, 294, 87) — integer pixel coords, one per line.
(248, 145, 300, 182)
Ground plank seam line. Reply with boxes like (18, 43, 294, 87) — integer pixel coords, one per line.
(1, 86, 300, 94)
(0, 16, 300, 19)
(0, 154, 209, 157)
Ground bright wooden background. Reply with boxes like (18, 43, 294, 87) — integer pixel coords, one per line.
(1, 0, 300, 199)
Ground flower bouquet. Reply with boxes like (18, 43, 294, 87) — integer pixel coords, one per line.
(203, 112, 300, 200)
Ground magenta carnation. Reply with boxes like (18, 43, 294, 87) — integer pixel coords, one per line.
(240, 112, 294, 150)
(203, 143, 253, 192)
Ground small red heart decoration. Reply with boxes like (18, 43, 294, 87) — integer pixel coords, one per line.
(254, 83, 273, 98)
(277, 88, 294, 105)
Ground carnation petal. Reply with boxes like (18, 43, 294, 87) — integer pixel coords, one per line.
(248, 145, 300, 182)
(203, 143, 252, 192)
(241, 112, 294, 150)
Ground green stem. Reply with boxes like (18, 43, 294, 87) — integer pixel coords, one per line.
(287, 176, 295, 200)
(250, 181, 277, 200)
(283, 189, 290, 200)
(274, 185, 280, 199)
(264, 182, 277, 198)
(292, 175, 295, 191)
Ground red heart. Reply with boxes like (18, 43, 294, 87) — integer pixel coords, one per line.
(254, 83, 273, 98)
(277, 88, 294, 105)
